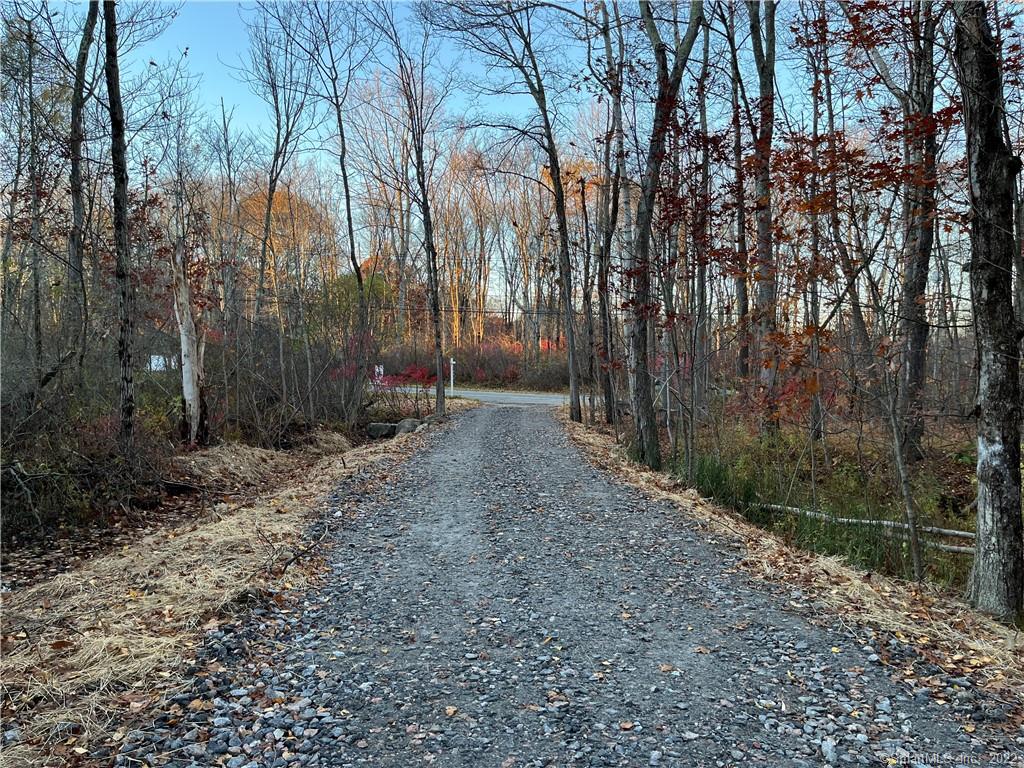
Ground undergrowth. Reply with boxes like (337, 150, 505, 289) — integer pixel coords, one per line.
(671, 417, 977, 589)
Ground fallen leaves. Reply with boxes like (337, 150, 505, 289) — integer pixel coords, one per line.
(0, 428, 432, 768)
(559, 412, 1024, 716)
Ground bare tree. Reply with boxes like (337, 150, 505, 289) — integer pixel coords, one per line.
(747, 0, 777, 432)
(245, 4, 312, 319)
(244, 4, 313, 413)
(590, 0, 624, 425)
(430, 0, 584, 422)
(66, 1, 98, 365)
(721, 2, 751, 381)
(280, 0, 373, 422)
(628, 0, 703, 469)
(159, 84, 209, 445)
(374, 3, 449, 417)
(102, 0, 135, 457)
(842, 1, 938, 458)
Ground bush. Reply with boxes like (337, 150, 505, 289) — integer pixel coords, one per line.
(518, 356, 569, 391)
(1, 409, 170, 545)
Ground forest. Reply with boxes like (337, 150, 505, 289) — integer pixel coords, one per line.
(1, 0, 1022, 625)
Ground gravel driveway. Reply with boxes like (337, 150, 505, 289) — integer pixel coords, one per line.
(114, 407, 1022, 767)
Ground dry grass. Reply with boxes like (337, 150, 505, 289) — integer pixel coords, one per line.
(562, 414, 1023, 711)
(0, 428, 422, 768)
(169, 429, 353, 490)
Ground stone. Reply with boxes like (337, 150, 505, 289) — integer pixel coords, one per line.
(184, 743, 206, 758)
(822, 739, 838, 765)
(367, 423, 396, 439)
(395, 418, 422, 435)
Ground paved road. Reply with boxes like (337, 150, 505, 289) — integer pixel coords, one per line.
(400, 386, 570, 407)
(115, 408, 1021, 767)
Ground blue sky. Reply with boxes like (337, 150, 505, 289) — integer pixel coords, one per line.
(132, 2, 270, 133)
(128, 1, 542, 137)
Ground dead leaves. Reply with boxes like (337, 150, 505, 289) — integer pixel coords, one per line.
(0, 429, 427, 767)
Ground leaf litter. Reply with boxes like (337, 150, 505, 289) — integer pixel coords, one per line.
(561, 413, 1023, 721)
(0, 424, 441, 768)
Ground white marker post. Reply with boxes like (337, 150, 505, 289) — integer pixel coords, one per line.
(449, 357, 456, 395)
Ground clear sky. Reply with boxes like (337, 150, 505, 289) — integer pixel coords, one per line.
(128, 1, 542, 138)
(132, 2, 270, 133)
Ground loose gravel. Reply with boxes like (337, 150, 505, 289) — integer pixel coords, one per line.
(109, 407, 1023, 767)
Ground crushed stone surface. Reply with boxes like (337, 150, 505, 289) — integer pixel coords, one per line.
(109, 407, 1024, 767)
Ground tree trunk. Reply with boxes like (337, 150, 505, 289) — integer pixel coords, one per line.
(335, 103, 370, 423)
(103, 0, 136, 457)
(409, 128, 444, 418)
(748, 1, 777, 432)
(596, 0, 623, 425)
(27, 23, 43, 403)
(694, 25, 711, 422)
(630, 0, 703, 469)
(67, 1, 99, 365)
(171, 239, 207, 445)
(896, 3, 938, 460)
(537, 107, 582, 423)
(953, 0, 1023, 623)
(580, 177, 597, 422)
(821, 27, 872, 383)
(807, 23, 824, 441)
(727, 5, 750, 381)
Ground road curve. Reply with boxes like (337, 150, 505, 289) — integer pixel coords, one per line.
(397, 386, 570, 407)
(450, 388, 568, 407)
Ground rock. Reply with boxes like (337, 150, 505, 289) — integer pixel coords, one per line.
(395, 418, 421, 435)
(821, 738, 838, 764)
(184, 743, 206, 758)
(367, 423, 396, 439)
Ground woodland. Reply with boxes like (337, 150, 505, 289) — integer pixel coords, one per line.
(1, 0, 1022, 624)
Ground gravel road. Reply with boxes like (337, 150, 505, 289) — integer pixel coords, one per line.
(114, 407, 1023, 767)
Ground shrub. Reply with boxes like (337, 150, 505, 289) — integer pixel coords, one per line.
(518, 357, 569, 391)
(1, 410, 170, 545)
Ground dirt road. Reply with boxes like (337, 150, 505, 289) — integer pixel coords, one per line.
(113, 407, 1022, 767)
